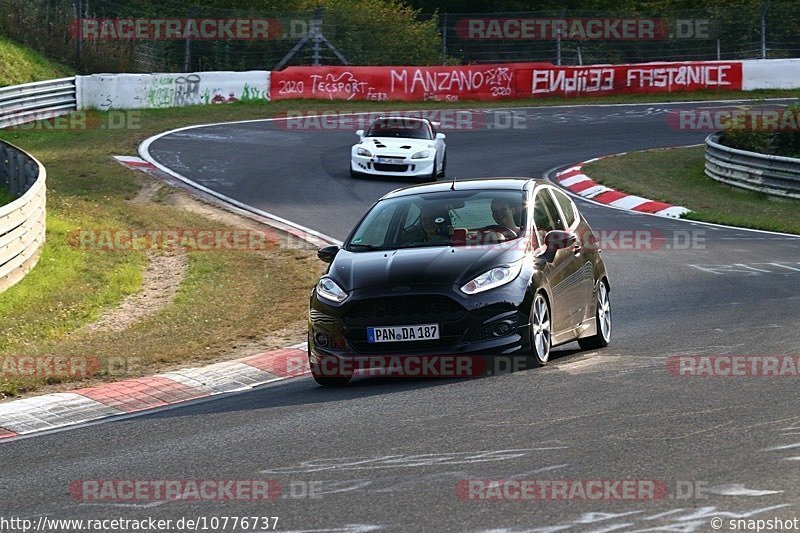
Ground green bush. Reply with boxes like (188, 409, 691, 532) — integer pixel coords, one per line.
(720, 104, 800, 158)
(305, 0, 442, 65)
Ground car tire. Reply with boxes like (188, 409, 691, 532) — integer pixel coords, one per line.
(578, 279, 611, 350)
(527, 292, 551, 368)
(419, 152, 438, 183)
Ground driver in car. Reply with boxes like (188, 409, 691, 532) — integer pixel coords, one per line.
(490, 197, 522, 236)
(400, 203, 452, 245)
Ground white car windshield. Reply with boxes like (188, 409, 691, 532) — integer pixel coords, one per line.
(365, 118, 433, 140)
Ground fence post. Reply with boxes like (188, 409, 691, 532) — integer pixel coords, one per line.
(441, 13, 448, 65)
(74, 0, 82, 65)
(312, 10, 322, 66)
(184, 5, 198, 71)
(556, 28, 562, 66)
(761, 1, 769, 59)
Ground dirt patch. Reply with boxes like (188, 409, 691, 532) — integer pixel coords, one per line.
(84, 251, 188, 333)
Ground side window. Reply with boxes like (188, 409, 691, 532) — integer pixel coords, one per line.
(533, 189, 565, 235)
(551, 188, 577, 228)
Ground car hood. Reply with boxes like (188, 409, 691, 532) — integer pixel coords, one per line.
(329, 241, 525, 291)
(357, 136, 434, 154)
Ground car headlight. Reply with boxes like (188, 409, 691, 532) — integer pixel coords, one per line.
(411, 150, 431, 159)
(356, 147, 372, 157)
(460, 261, 523, 295)
(317, 277, 348, 303)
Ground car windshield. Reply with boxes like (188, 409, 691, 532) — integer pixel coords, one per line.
(365, 118, 432, 140)
(347, 189, 527, 251)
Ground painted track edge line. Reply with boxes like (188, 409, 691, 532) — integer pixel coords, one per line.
(138, 132, 342, 247)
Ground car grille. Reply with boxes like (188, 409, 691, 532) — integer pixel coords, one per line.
(343, 295, 464, 327)
(373, 163, 409, 172)
(342, 296, 466, 353)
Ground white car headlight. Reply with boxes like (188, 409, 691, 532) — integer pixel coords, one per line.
(317, 277, 348, 303)
(460, 261, 523, 295)
(356, 147, 372, 157)
(411, 150, 431, 159)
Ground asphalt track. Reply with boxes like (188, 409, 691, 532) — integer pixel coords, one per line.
(2, 101, 800, 532)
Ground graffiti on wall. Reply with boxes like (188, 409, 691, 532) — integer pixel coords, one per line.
(145, 75, 267, 108)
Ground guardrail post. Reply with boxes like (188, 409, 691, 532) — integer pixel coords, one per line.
(25, 159, 39, 189)
(0, 144, 7, 191)
(7, 149, 20, 196)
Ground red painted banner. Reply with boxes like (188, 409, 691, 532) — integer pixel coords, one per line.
(518, 61, 743, 97)
(269, 61, 743, 102)
(269, 63, 548, 102)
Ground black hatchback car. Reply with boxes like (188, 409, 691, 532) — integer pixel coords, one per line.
(308, 178, 611, 385)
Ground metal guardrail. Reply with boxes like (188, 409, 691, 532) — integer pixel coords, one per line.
(0, 142, 47, 293)
(0, 78, 64, 293)
(0, 77, 77, 129)
(705, 132, 800, 200)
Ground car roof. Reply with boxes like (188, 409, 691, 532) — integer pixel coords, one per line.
(382, 177, 548, 199)
(372, 116, 431, 124)
(370, 117, 433, 129)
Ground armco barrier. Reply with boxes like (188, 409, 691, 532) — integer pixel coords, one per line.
(0, 77, 77, 128)
(0, 141, 46, 293)
(705, 132, 800, 200)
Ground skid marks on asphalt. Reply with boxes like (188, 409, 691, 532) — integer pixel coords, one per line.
(552, 355, 662, 376)
(259, 448, 566, 474)
(688, 261, 800, 275)
(482, 503, 793, 533)
(761, 424, 800, 463)
(256, 448, 570, 501)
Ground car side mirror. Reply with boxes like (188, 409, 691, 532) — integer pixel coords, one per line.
(435, 132, 446, 140)
(355, 129, 364, 139)
(317, 245, 340, 263)
(545, 230, 576, 253)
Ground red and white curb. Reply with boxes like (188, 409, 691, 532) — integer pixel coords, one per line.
(555, 160, 691, 219)
(0, 345, 310, 440)
(113, 155, 158, 172)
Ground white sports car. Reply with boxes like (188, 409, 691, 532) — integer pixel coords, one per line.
(350, 117, 446, 182)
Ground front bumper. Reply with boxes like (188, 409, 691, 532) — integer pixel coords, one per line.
(351, 153, 435, 177)
(308, 280, 533, 368)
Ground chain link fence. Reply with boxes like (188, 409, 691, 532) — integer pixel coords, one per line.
(1, 0, 799, 74)
(436, 5, 800, 65)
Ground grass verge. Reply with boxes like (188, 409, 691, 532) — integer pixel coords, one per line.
(0, 37, 72, 86)
(583, 145, 800, 234)
(0, 187, 12, 206)
(1, 90, 799, 398)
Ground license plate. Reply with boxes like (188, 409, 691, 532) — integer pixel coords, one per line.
(367, 324, 439, 343)
(376, 157, 402, 164)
